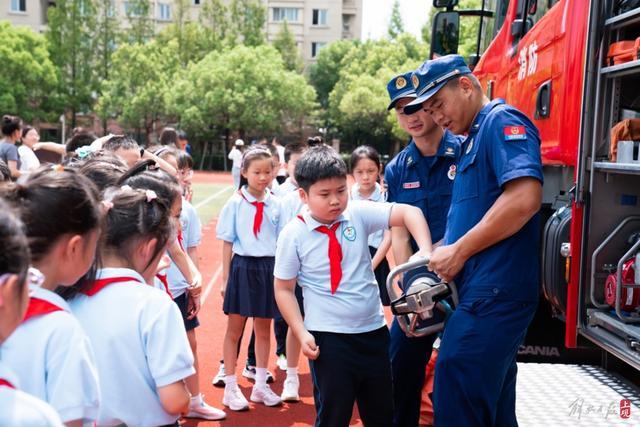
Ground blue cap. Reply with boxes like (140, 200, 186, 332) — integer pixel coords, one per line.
(386, 71, 417, 110)
(403, 55, 472, 114)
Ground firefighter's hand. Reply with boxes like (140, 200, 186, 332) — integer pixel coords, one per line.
(408, 248, 431, 265)
(300, 331, 320, 360)
(428, 243, 466, 283)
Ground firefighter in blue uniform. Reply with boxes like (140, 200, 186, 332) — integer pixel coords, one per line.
(404, 55, 543, 426)
(384, 71, 462, 427)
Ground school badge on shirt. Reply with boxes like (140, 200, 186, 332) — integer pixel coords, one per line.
(504, 125, 527, 141)
(343, 226, 357, 241)
(447, 165, 457, 180)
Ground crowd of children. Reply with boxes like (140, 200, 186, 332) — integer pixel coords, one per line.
(0, 111, 435, 426)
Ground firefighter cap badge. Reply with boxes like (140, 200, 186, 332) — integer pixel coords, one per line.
(396, 76, 407, 89)
(411, 74, 420, 89)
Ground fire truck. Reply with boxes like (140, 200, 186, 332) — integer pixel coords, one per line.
(429, 0, 640, 374)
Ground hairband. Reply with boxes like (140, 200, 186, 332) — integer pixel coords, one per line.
(119, 185, 157, 203)
(101, 200, 113, 212)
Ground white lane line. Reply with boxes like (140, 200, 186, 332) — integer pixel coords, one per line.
(202, 265, 222, 304)
(194, 185, 233, 210)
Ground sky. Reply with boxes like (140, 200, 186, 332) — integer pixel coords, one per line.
(362, 0, 432, 41)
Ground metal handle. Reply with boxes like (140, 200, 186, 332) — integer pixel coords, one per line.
(386, 257, 430, 303)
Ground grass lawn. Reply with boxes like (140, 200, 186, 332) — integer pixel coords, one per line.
(190, 182, 235, 225)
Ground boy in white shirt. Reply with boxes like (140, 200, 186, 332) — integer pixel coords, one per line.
(274, 146, 432, 426)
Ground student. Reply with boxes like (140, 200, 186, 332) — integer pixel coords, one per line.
(70, 185, 195, 427)
(278, 142, 307, 195)
(123, 158, 225, 421)
(272, 137, 287, 184)
(0, 200, 64, 427)
(350, 145, 392, 306)
(228, 139, 245, 189)
(18, 126, 41, 172)
(177, 130, 191, 153)
(177, 151, 194, 202)
(76, 153, 129, 192)
(102, 135, 142, 168)
(1, 167, 102, 427)
(160, 127, 179, 147)
(0, 115, 22, 179)
(216, 146, 283, 411)
(274, 146, 433, 426)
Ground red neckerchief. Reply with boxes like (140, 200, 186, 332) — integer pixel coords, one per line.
(81, 276, 142, 296)
(155, 273, 173, 298)
(239, 190, 266, 238)
(22, 297, 64, 323)
(0, 379, 15, 389)
(297, 215, 343, 294)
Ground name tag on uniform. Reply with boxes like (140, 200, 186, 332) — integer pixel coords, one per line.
(403, 181, 421, 189)
(504, 125, 527, 141)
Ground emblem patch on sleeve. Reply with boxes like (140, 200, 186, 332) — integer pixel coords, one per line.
(504, 125, 527, 141)
(403, 181, 420, 189)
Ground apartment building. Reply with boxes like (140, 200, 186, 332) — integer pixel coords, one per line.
(0, 0, 362, 62)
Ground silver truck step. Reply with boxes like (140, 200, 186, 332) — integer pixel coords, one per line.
(517, 363, 640, 425)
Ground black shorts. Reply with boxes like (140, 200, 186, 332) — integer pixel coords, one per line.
(173, 291, 200, 331)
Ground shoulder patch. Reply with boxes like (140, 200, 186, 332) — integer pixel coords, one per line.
(403, 181, 420, 189)
(504, 125, 527, 141)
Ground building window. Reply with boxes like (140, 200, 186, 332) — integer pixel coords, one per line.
(194, 0, 201, 4)
(106, 0, 116, 17)
(272, 7, 299, 23)
(10, 0, 26, 12)
(158, 3, 171, 21)
(312, 9, 327, 26)
(124, 2, 144, 17)
(342, 14, 352, 32)
(311, 42, 326, 58)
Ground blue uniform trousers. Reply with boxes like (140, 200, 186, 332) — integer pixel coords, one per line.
(390, 319, 436, 427)
(433, 298, 537, 427)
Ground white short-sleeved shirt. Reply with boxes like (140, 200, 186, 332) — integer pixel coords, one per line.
(17, 145, 40, 171)
(350, 182, 387, 249)
(2, 286, 101, 425)
(217, 186, 282, 256)
(274, 200, 393, 333)
(69, 268, 195, 427)
(0, 362, 64, 427)
(228, 148, 243, 169)
(278, 178, 298, 195)
(276, 145, 286, 177)
(270, 178, 282, 196)
(279, 190, 304, 227)
(167, 199, 202, 298)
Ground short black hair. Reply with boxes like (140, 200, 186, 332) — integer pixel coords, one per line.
(102, 135, 140, 152)
(307, 136, 324, 147)
(350, 145, 381, 172)
(65, 132, 97, 153)
(177, 130, 188, 141)
(295, 146, 347, 192)
(177, 151, 194, 169)
(284, 142, 308, 163)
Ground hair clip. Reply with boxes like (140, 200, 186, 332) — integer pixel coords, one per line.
(120, 184, 133, 192)
(75, 145, 93, 159)
(145, 190, 158, 202)
(101, 200, 114, 212)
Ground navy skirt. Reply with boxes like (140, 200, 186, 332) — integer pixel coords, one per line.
(224, 255, 278, 318)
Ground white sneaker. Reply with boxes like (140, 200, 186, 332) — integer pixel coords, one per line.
(186, 394, 227, 420)
(222, 385, 250, 411)
(242, 365, 275, 383)
(280, 377, 300, 402)
(212, 363, 225, 387)
(276, 354, 288, 371)
(250, 384, 282, 407)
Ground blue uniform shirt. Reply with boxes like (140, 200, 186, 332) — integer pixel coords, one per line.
(385, 130, 462, 244)
(444, 98, 543, 302)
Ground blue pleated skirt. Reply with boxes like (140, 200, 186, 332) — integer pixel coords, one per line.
(223, 254, 278, 318)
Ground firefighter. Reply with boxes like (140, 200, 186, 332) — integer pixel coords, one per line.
(403, 55, 543, 426)
(384, 71, 462, 427)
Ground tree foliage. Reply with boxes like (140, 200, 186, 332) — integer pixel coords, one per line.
(167, 45, 316, 138)
(46, 0, 97, 126)
(97, 41, 179, 141)
(199, 0, 230, 51)
(388, 0, 405, 39)
(95, 0, 120, 82)
(124, 0, 154, 44)
(309, 40, 357, 109)
(273, 20, 302, 72)
(0, 22, 57, 122)
(423, 0, 482, 59)
(229, 0, 266, 47)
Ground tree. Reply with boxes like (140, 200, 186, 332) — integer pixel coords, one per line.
(273, 20, 302, 72)
(96, 40, 179, 143)
(199, 0, 229, 51)
(309, 40, 357, 109)
(46, 0, 97, 128)
(0, 22, 57, 122)
(388, 0, 405, 39)
(124, 0, 153, 44)
(168, 45, 316, 143)
(229, 0, 267, 46)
